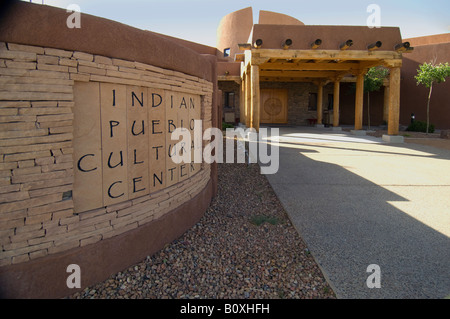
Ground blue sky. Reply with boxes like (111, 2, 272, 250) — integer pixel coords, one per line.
(27, 0, 449, 47)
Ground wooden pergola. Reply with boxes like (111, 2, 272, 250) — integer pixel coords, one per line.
(237, 33, 412, 135)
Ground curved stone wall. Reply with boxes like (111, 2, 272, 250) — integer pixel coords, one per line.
(216, 7, 306, 60)
(0, 2, 217, 298)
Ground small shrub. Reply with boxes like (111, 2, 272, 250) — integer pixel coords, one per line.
(222, 122, 234, 130)
(406, 120, 435, 133)
(249, 215, 280, 226)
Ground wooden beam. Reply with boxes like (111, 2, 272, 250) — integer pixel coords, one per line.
(394, 42, 410, 52)
(340, 76, 357, 83)
(382, 59, 402, 68)
(259, 70, 343, 78)
(403, 47, 415, 54)
(254, 39, 263, 49)
(238, 43, 252, 51)
(388, 67, 401, 135)
(260, 77, 329, 82)
(281, 39, 293, 50)
(316, 59, 335, 64)
(311, 39, 322, 49)
(217, 75, 241, 84)
(358, 60, 385, 70)
(260, 62, 361, 71)
(368, 41, 382, 51)
(340, 40, 353, 50)
(251, 49, 402, 65)
(234, 53, 245, 62)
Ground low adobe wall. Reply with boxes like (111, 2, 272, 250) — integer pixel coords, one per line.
(0, 2, 218, 298)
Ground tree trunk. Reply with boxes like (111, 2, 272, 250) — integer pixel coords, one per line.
(427, 84, 433, 134)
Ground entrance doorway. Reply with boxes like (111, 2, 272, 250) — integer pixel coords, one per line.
(260, 89, 288, 124)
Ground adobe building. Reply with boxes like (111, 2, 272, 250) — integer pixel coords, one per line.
(400, 34, 450, 130)
(217, 7, 450, 132)
(0, 2, 448, 299)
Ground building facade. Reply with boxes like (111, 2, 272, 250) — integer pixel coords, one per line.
(217, 7, 449, 131)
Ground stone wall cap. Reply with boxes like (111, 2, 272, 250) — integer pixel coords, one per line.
(0, 1, 215, 82)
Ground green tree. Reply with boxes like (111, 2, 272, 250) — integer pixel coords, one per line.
(349, 67, 389, 129)
(415, 62, 450, 134)
(364, 67, 389, 129)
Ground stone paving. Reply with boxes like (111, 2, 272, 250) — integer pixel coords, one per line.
(264, 126, 450, 299)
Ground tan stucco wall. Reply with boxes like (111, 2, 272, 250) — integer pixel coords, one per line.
(400, 41, 450, 129)
(258, 10, 304, 25)
(404, 33, 450, 46)
(216, 7, 254, 60)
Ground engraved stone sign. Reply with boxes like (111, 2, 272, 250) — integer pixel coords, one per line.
(73, 82, 201, 213)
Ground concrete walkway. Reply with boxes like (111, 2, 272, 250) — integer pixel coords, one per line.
(262, 126, 450, 299)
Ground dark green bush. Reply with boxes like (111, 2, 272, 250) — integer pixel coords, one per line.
(222, 122, 234, 130)
(406, 120, 435, 133)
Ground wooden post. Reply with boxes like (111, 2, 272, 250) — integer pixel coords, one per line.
(317, 82, 324, 124)
(245, 67, 251, 128)
(240, 76, 246, 125)
(383, 85, 389, 124)
(333, 80, 340, 127)
(354, 71, 365, 130)
(388, 67, 401, 135)
(251, 64, 260, 132)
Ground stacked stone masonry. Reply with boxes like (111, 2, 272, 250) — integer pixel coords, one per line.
(0, 42, 213, 266)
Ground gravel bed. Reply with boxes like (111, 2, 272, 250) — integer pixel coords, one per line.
(68, 148, 336, 299)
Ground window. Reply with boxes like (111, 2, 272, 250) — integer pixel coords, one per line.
(224, 92, 235, 108)
(327, 94, 334, 110)
(308, 93, 317, 111)
(224, 48, 231, 57)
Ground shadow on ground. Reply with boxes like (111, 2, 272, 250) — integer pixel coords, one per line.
(263, 127, 450, 299)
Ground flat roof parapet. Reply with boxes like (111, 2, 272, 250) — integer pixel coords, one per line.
(250, 25, 403, 52)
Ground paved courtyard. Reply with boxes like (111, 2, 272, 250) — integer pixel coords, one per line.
(263, 126, 450, 299)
